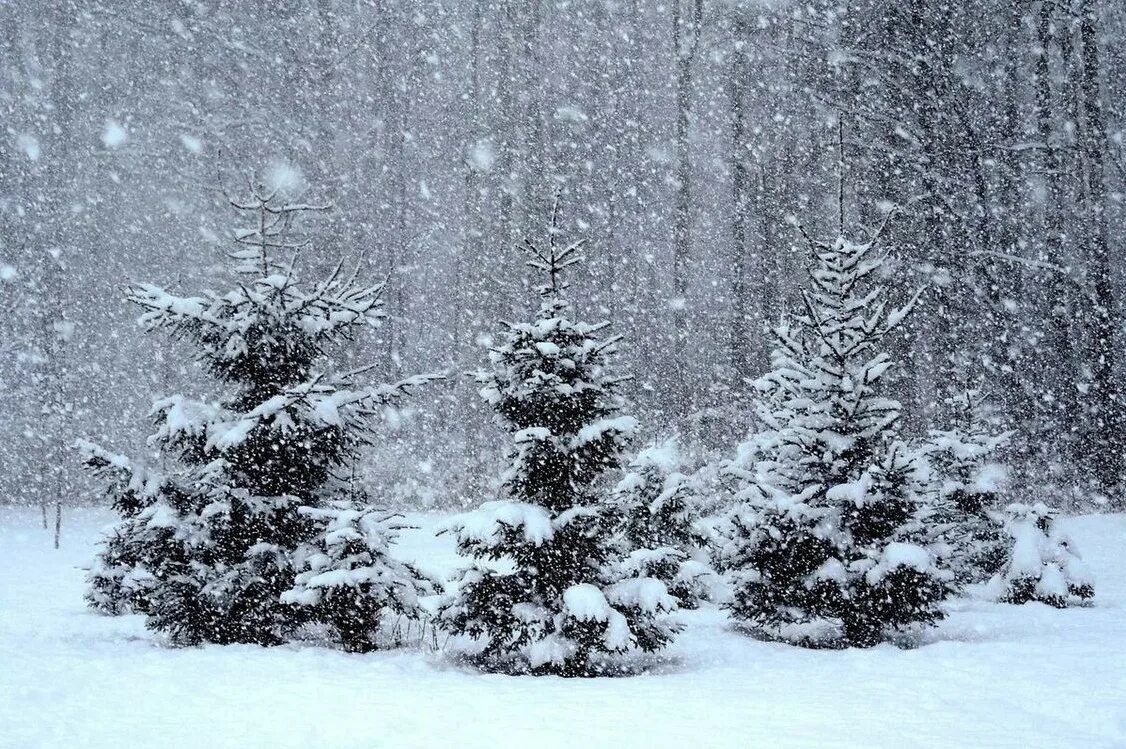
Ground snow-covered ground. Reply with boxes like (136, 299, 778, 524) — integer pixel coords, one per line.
(1, 508, 1123, 749)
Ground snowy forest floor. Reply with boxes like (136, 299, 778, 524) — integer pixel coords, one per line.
(1, 508, 1124, 749)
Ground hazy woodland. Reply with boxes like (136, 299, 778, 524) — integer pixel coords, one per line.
(2, 0, 1125, 510)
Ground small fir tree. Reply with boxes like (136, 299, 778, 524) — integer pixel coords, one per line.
(83, 184, 435, 647)
(994, 502, 1094, 607)
(438, 203, 678, 676)
(923, 383, 1011, 586)
(720, 224, 950, 648)
(610, 438, 717, 608)
(282, 502, 434, 652)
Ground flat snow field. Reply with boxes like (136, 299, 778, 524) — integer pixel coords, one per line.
(1, 509, 1124, 749)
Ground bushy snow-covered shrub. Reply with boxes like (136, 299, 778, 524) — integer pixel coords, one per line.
(282, 502, 435, 652)
(994, 502, 1094, 607)
(610, 439, 718, 608)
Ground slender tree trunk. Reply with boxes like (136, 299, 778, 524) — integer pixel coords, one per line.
(1036, 1, 1063, 260)
(1032, 0, 1078, 465)
(729, 16, 751, 382)
(1077, 0, 1123, 487)
(458, 0, 487, 502)
(671, 0, 702, 408)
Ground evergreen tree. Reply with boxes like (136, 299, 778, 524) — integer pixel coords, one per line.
(923, 383, 1011, 587)
(83, 185, 435, 647)
(610, 438, 717, 608)
(994, 502, 1094, 607)
(721, 226, 950, 648)
(437, 204, 678, 676)
(282, 502, 434, 652)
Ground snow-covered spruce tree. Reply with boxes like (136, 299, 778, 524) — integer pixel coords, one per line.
(610, 438, 717, 608)
(83, 185, 435, 647)
(994, 502, 1094, 607)
(281, 501, 434, 652)
(438, 204, 678, 676)
(721, 223, 950, 648)
(923, 383, 1011, 587)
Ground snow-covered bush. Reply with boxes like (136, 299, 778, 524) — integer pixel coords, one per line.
(720, 229, 951, 648)
(610, 438, 718, 608)
(994, 502, 1094, 607)
(437, 212, 678, 676)
(923, 385, 1011, 586)
(282, 502, 434, 652)
(82, 186, 436, 647)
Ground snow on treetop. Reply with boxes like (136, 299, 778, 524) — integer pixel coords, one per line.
(131, 284, 208, 320)
(973, 463, 1008, 493)
(500, 313, 613, 349)
(207, 418, 258, 452)
(127, 256, 386, 384)
(631, 438, 681, 473)
(881, 542, 933, 570)
(514, 426, 553, 444)
(534, 341, 561, 357)
(75, 439, 131, 470)
(150, 373, 439, 456)
(131, 268, 384, 338)
(77, 439, 171, 507)
(559, 585, 638, 651)
(811, 557, 848, 583)
(1035, 563, 1070, 599)
(825, 475, 871, 506)
(552, 504, 600, 529)
(525, 634, 572, 669)
(149, 396, 224, 444)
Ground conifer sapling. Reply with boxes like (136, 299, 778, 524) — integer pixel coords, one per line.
(82, 181, 436, 648)
(438, 198, 678, 675)
(923, 383, 1011, 587)
(610, 438, 717, 608)
(720, 219, 951, 648)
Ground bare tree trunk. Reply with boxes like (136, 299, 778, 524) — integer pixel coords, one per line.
(458, 0, 487, 503)
(496, 4, 519, 313)
(1035, 1, 1064, 260)
(53, 502, 61, 549)
(757, 165, 776, 328)
(1031, 0, 1079, 466)
(1077, 0, 1123, 488)
(728, 14, 751, 383)
(671, 0, 702, 409)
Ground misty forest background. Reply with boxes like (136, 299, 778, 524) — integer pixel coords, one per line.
(1, 0, 1125, 512)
